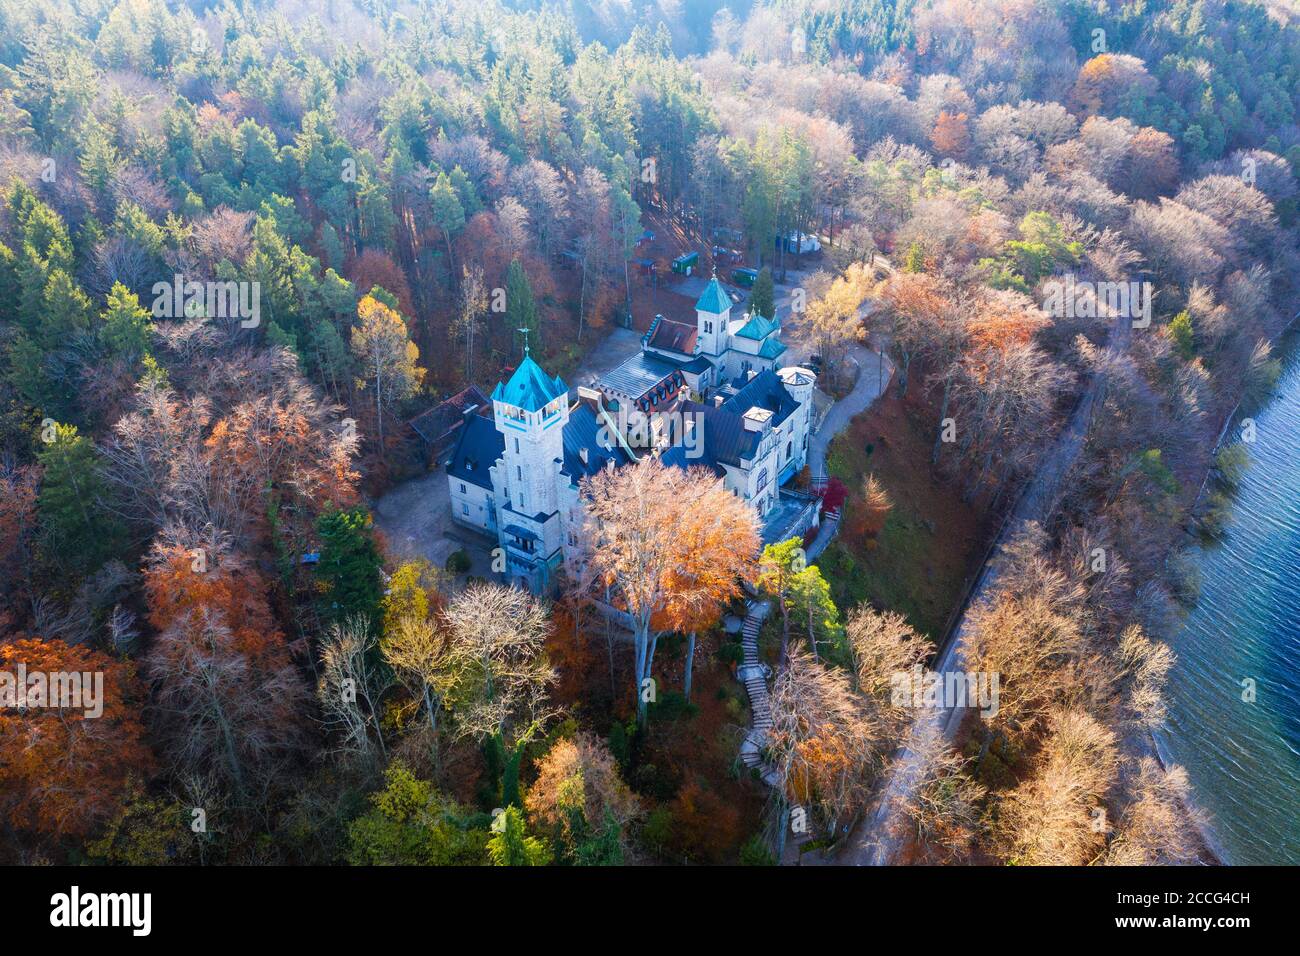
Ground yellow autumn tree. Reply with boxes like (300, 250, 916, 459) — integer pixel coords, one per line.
(351, 293, 426, 449)
(804, 261, 872, 384)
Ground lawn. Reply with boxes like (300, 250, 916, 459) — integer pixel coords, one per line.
(816, 385, 992, 642)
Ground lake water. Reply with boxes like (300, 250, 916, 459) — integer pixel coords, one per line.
(1158, 336, 1300, 865)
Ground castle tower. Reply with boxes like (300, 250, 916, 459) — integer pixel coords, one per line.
(492, 346, 569, 518)
(777, 365, 817, 471)
(695, 271, 731, 358)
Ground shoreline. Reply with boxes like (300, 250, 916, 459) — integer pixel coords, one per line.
(1151, 311, 1300, 867)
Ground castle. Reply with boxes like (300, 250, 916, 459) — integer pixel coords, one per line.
(446, 275, 821, 592)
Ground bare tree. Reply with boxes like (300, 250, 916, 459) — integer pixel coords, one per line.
(440, 583, 556, 748)
(318, 616, 391, 767)
(846, 605, 933, 715)
(1101, 758, 1204, 865)
(1116, 624, 1175, 729)
(495, 196, 530, 261)
(456, 263, 488, 383)
(768, 646, 881, 835)
(899, 718, 987, 860)
(145, 608, 310, 799)
(964, 573, 1085, 745)
(992, 707, 1117, 865)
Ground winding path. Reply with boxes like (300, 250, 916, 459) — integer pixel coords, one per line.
(808, 343, 893, 481)
(734, 340, 885, 834)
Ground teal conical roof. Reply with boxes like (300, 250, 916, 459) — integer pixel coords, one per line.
(492, 353, 567, 412)
(695, 276, 732, 314)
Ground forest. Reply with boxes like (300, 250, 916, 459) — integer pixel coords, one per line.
(0, 0, 1297, 866)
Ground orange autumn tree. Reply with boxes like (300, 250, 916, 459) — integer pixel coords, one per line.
(657, 475, 761, 701)
(1070, 53, 1156, 119)
(142, 543, 309, 793)
(966, 288, 1050, 351)
(931, 110, 970, 159)
(203, 381, 359, 547)
(580, 457, 759, 725)
(145, 543, 283, 658)
(880, 271, 956, 396)
(0, 637, 153, 839)
(846, 473, 893, 547)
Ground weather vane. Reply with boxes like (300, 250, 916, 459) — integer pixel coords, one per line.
(517, 327, 531, 356)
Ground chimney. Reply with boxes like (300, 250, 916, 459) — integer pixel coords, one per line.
(747, 369, 758, 381)
(462, 403, 480, 420)
(579, 447, 589, 465)
(577, 385, 602, 404)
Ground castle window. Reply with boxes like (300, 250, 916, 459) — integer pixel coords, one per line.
(459, 482, 467, 493)
(517, 465, 522, 481)
(514, 437, 520, 454)
(462, 504, 469, 515)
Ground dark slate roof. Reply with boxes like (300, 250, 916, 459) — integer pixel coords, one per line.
(722, 368, 798, 428)
(561, 403, 630, 480)
(661, 400, 761, 472)
(446, 413, 503, 490)
(695, 276, 732, 314)
(408, 385, 490, 448)
(491, 353, 567, 412)
(599, 350, 692, 401)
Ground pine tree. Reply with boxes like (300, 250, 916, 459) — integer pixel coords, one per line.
(751, 266, 776, 318)
(429, 171, 466, 278)
(904, 240, 926, 273)
(1169, 310, 1195, 360)
(316, 506, 384, 627)
(505, 258, 539, 352)
(36, 423, 123, 578)
(100, 282, 153, 360)
(486, 806, 551, 866)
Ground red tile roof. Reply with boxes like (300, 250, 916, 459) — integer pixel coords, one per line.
(646, 315, 697, 356)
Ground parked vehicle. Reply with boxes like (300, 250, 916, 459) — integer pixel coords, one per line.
(671, 251, 699, 275)
(732, 267, 759, 287)
(776, 231, 822, 254)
